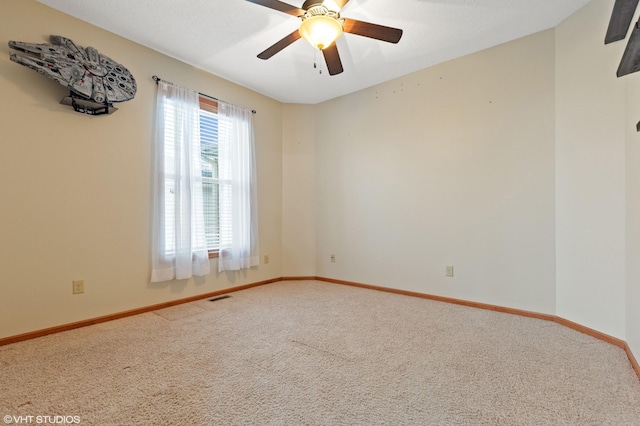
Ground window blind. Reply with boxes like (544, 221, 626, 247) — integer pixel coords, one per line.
(200, 108, 220, 251)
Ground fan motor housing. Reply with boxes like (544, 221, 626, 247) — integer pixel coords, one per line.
(302, 4, 340, 20)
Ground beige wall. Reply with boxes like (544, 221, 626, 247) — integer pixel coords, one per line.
(0, 0, 283, 339)
(555, 0, 627, 340)
(626, 73, 640, 360)
(312, 30, 557, 314)
(555, 0, 640, 355)
(282, 104, 316, 277)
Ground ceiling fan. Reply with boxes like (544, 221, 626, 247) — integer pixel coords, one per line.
(245, 0, 403, 75)
(605, 0, 640, 77)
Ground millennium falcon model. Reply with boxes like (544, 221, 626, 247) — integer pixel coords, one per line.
(8, 35, 136, 105)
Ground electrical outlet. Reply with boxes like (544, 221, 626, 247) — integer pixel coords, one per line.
(330, 254, 336, 263)
(446, 266, 454, 277)
(263, 254, 270, 264)
(72, 280, 85, 294)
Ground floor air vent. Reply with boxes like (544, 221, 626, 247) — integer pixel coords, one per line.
(209, 295, 231, 302)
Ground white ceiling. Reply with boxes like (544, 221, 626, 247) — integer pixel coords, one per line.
(35, 0, 593, 104)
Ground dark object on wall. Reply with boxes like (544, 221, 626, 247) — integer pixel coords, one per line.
(59, 95, 118, 116)
(605, 0, 639, 43)
(8, 35, 136, 114)
(605, 0, 640, 77)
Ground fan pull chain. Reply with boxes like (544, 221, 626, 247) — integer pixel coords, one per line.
(313, 49, 323, 75)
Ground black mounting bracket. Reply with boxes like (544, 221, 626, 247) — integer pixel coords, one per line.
(60, 92, 117, 115)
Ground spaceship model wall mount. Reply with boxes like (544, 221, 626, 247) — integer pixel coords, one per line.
(8, 35, 137, 115)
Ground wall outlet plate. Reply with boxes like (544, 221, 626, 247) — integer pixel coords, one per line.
(72, 280, 85, 294)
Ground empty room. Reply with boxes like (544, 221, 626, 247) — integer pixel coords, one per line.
(1, 0, 639, 424)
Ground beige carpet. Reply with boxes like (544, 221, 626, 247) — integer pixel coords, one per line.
(1, 280, 639, 425)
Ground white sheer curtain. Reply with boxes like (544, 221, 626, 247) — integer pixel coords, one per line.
(217, 101, 259, 272)
(151, 81, 211, 282)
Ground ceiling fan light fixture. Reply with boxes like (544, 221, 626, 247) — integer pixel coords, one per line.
(299, 9, 343, 50)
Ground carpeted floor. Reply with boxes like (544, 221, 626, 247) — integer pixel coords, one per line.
(1, 280, 639, 425)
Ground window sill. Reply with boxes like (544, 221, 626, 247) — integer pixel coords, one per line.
(208, 251, 219, 259)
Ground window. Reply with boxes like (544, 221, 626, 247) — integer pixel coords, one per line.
(151, 80, 258, 282)
(199, 97, 220, 255)
(151, 81, 210, 282)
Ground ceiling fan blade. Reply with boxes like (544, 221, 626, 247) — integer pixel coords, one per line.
(257, 30, 301, 59)
(343, 18, 403, 44)
(617, 18, 640, 76)
(245, 0, 305, 17)
(322, 43, 344, 75)
(605, 0, 640, 44)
